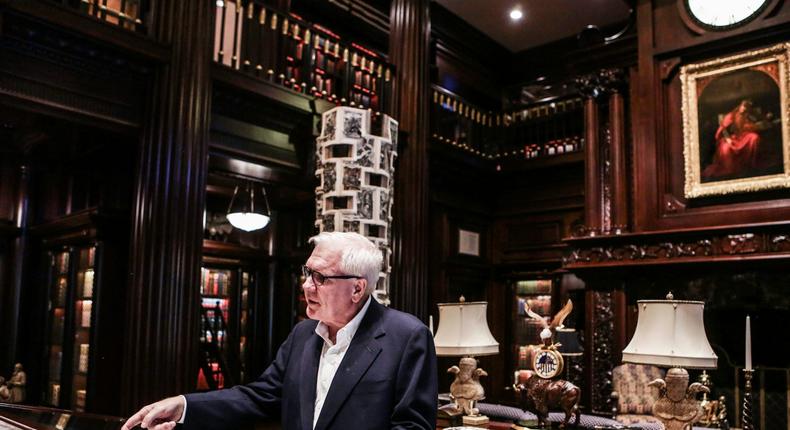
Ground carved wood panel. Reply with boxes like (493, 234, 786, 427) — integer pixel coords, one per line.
(588, 290, 615, 414)
(633, 1, 790, 233)
(565, 226, 790, 268)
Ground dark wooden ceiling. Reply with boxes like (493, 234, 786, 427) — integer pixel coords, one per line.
(434, 0, 632, 53)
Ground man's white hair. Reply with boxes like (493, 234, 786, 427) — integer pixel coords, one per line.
(309, 231, 382, 294)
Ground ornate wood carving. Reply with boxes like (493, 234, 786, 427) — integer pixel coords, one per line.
(388, 0, 431, 321)
(590, 291, 615, 414)
(565, 226, 790, 268)
(121, 0, 213, 414)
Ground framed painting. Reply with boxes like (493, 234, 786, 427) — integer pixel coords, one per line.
(681, 42, 790, 198)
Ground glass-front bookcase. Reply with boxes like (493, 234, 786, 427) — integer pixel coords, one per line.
(512, 278, 554, 372)
(45, 245, 96, 412)
(199, 265, 255, 389)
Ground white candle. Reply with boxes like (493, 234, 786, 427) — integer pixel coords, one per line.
(429, 315, 434, 337)
(745, 315, 752, 371)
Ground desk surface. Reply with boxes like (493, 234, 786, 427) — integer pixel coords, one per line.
(0, 403, 124, 430)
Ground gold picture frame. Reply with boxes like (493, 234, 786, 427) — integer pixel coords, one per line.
(682, 42, 790, 198)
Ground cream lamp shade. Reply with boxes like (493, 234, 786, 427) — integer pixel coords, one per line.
(622, 297, 717, 369)
(434, 300, 499, 357)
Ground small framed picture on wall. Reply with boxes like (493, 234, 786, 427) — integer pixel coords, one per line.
(457, 228, 480, 256)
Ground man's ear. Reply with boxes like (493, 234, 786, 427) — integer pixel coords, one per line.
(352, 279, 366, 301)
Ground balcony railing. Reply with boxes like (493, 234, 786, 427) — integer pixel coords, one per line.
(213, 0, 393, 114)
(431, 85, 585, 162)
(47, 0, 146, 33)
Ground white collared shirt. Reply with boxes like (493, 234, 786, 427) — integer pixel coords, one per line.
(312, 296, 372, 429)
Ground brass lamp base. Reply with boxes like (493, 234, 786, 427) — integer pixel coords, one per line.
(648, 367, 710, 430)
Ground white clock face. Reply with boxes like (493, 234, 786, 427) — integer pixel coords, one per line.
(686, 0, 769, 28)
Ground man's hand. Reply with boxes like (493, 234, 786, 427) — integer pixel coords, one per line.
(121, 396, 185, 430)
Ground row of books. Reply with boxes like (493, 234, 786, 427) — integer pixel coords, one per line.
(524, 136, 584, 159)
(202, 329, 228, 345)
(77, 344, 90, 373)
(213, 0, 389, 111)
(201, 269, 232, 296)
(53, 277, 68, 308)
(56, 252, 70, 274)
(77, 300, 92, 328)
(349, 92, 378, 110)
(516, 279, 552, 295)
(78, 269, 95, 298)
(516, 345, 540, 369)
(201, 297, 229, 311)
(49, 383, 61, 406)
(515, 318, 549, 346)
(50, 310, 65, 344)
(74, 389, 87, 411)
(49, 350, 62, 383)
(79, 247, 96, 269)
(517, 296, 551, 316)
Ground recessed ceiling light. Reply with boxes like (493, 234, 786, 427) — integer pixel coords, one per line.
(509, 9, 523, 21)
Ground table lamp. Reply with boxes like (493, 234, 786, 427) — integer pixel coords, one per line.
(434, 297, 499, 426)
(555, 326, 583, 384)
(621, 292, 718, 430)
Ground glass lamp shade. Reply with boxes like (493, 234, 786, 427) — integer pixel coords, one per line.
(226, 182, 272, 232)
(226, 212, 270, 232)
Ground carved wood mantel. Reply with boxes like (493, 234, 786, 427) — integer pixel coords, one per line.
(563, 222, 790, 269)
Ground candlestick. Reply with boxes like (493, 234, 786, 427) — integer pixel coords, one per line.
(743, 368, 754, 430)
(745, 315, 752, 371)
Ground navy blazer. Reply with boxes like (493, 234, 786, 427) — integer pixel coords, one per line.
(184, 300, 438, 429)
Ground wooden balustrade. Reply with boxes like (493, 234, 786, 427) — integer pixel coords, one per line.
(46, 0, 146, 32)
(431, 85, 585, 162)
(213, 0, 394, 114)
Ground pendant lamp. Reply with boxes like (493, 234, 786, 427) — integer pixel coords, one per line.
(226, 182, 271, 232)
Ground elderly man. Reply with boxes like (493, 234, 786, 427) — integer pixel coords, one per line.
(122, 232, 437, 430)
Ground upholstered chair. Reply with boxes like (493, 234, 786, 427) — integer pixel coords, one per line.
(611, 363, 666, 427)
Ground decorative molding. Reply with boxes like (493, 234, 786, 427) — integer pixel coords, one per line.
(575, 68, 627, 99)
(564, 228, 790, 267)
(663, 194, 687, 213)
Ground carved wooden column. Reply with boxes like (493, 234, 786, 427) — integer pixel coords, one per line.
(605, 70, 628, 234)
(576, 69, 628, 236)
(578, 75, 603, 236)
(585, 289, 616, 414)
(121, 1, 213, 414)
(388, 0, 431, 321)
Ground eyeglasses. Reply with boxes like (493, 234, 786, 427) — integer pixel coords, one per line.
(301, 265, 363, 287)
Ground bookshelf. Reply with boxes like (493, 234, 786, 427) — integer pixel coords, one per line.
(430, 86, 585, 163)
(198, 263, 258, 389)
(212, 0, 392, 112)
(44, 245, 96, 412)
(45, 250, 68, 408)
(512, 278, 554, 374)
